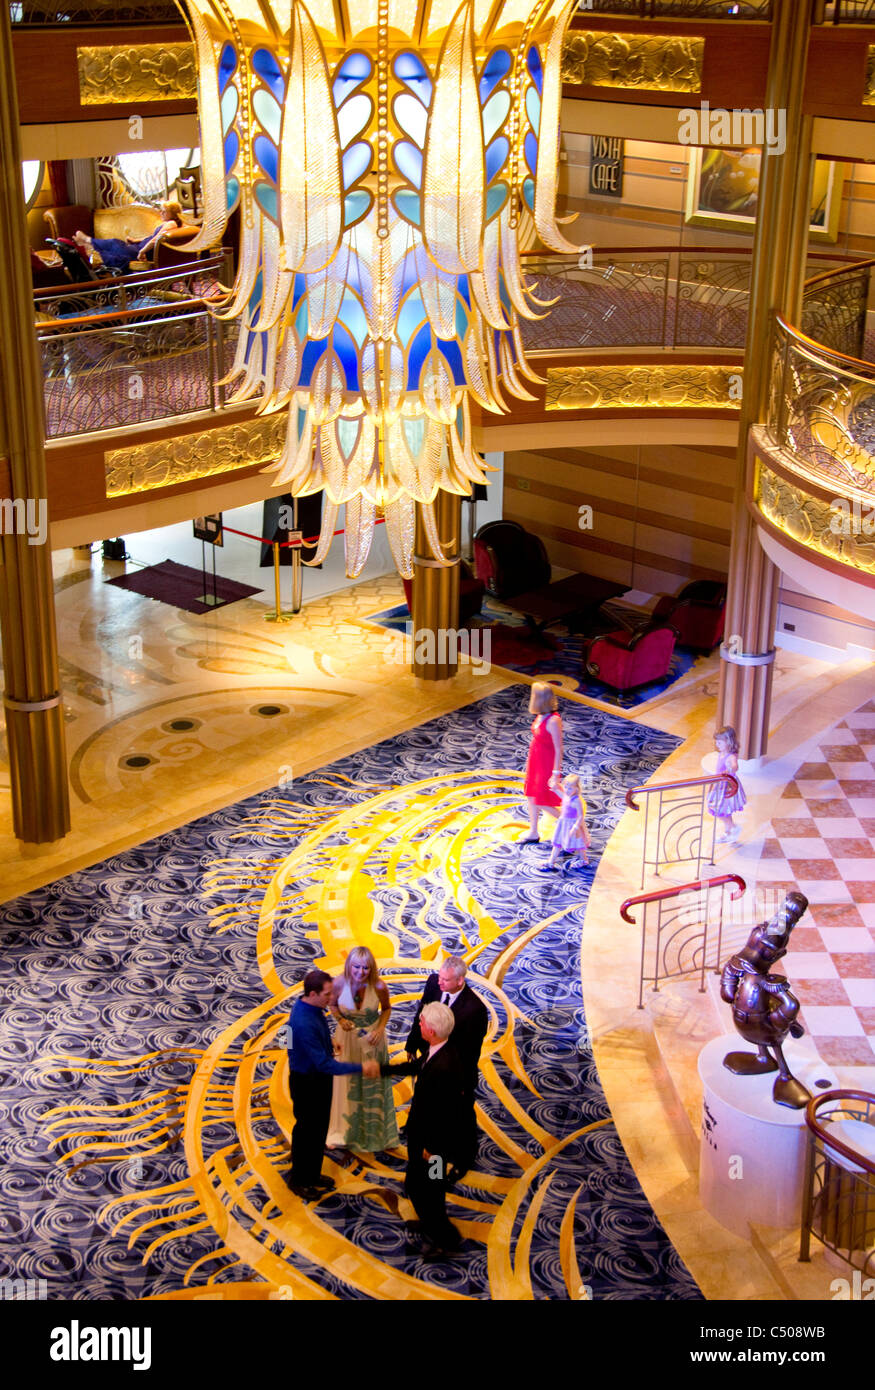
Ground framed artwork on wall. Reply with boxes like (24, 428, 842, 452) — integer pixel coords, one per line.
(684, 150, 844, 243)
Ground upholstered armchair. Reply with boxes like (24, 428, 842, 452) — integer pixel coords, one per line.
(473, 520, 552, 600)
(584, 622, 677, 692)
(651, 579, 727, 652)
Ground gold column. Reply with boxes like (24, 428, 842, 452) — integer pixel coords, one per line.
(0, 6, 70, 843)
(717, 0, 817, 759)
(411, 493, 462, 681)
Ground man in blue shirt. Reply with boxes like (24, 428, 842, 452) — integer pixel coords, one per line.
(286, 968, 378, 1199)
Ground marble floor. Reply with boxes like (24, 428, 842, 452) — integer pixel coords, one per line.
(1, 547, 873, 1299)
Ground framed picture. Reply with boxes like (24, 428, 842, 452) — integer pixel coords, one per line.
(684, 150, 844, 243)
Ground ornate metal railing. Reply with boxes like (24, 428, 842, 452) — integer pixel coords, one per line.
(9, 1, 180, 23)
(620, 874, 746, 1010)
(767, 316, 875, 494)
(800, 260, 873, 360)
(575, 0, 772, 17)
(34, 256, 240, 440)
(823, 1, 875, 23)
(624, 771, 739, 888)
(521, 248, 849, 355)
(800, 1091, 875, 1278)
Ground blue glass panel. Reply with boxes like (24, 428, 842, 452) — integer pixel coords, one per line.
(342, 141, 371, 190)
(457, 275, 470, 308)
(338, 289, 368, 348)
(343, 190, 372, 229)
(218, 43, 237, 92)
(332, 322, 359, 389)
(226, 176, 240, 212)
(522, 176, 535, 211)
(299, 338, 328, 388)
(333, 51, 372, 106)
(393, 140, 423, 190)
(400, 249, 418, 296)
(248, 270, 263, 327)
(486, 182, 508, 221)
(456, 404, 465, 442)
(407, 322, 433, 390)
(292, 272, 306, 309)
(499, 278, 511, 317)
(397, 289, 425, 349)
(253, 134, 278, 184)
(479, 49, 511, 104)
(526, 84, 540, 135)
(254, 183, 277, 222)
(394, 50, 433, 105)
(393, 189, 421, 228)
(295, 296, 309, 340)
(297, 406, 308, 441)
(454, 300, 468, 343)
(252, 47, 284, 103)
(485, 136, 509, 186)
(345, 253, 363, 295)
(223, 130, 239, 175)
(526, 45, 543, 95)
(524, 130, 538, 177)
(437, 336, 465, 385)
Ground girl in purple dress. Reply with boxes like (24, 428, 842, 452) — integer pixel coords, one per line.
(708, 726, 746, 842)
(539, 774, 591, 874)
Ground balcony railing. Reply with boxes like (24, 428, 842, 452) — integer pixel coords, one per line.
(575, 0, 772, 17)
(768, 314, 875, 495)
(520, 247, 850, 355)
(9, 1, 180, 23)
(36, 257, 237, 440)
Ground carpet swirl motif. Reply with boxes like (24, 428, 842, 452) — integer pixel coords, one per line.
(0, 686, 701, 1300)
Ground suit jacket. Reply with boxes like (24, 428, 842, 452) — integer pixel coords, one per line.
(395, 1042, 471, 1169)
(406, 976, 488, 1090)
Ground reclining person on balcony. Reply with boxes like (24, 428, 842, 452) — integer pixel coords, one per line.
(72, 200, 187, 273)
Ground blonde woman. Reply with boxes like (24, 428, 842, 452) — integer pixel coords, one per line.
(521, 682, 563, 844)
(327, 947, 399, 1152)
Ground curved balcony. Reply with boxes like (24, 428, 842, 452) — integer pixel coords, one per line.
(750, 260, 875, 609)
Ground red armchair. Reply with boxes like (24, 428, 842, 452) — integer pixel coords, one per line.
(473, 520, 551, 599)
(652, 580, 726, 652)
(584, 622, 677, 692)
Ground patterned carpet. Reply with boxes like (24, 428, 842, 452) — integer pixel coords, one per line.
(0, 686, 701, 1300)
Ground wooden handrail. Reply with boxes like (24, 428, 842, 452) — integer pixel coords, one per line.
(32, 253, 226, 303)
(805, 1090, 875, 1176)
(36, 296, 217, 332)
(521, 245, 857, 263)
(625, 772, 738, 811)
(774, 312, 875, 377)
(620, 873, 746, 923)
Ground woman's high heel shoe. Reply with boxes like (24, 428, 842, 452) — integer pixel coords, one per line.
(518, 835, 540, 845)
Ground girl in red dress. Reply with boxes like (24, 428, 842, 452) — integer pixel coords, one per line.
(521, 682, 563, 844)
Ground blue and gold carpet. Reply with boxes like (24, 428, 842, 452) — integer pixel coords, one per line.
(0, 686, 701, 1300)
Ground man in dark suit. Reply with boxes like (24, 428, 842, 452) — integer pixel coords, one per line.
(389, 1002, 470, 1252)
(406, 956, 488, 1095)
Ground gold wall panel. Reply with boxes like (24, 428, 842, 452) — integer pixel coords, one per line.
(105, 416, 286, 498)
(561, 31, 703, 93)
(865, 46, 875, 106)
(756, 461, 875, 578)
(545, 364, 742, 411)
(77, 45, 197, 105)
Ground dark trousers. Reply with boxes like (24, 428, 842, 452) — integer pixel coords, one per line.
(289, 1070, 332, 1184)
(405, 1150, 458, 1244)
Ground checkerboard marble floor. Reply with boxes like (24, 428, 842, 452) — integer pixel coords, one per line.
(755, 699, 875, 1068)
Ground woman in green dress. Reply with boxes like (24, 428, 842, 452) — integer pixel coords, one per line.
(327, 947, 399, 1152)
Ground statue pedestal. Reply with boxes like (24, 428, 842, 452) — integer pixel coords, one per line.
(698, 1036, 839, 1236)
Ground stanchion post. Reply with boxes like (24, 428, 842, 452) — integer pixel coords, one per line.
(264, 541, 294, 624)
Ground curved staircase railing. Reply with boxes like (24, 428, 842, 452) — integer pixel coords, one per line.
(800, 1090, 875, 1279)
(620, 873, 746, 1008)
(625, 772, 739, 887)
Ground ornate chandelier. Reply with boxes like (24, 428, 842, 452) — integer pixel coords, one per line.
(179, 0, 576, 576)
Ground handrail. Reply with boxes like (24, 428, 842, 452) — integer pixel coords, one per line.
(773, 312, 875, 378)
(806, 1091, 875, 1176)
(620, 873, 745, 922)
(33, 254, 226, 305)
(625, 772, 738, 810)
(36, 295, 217, 332)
